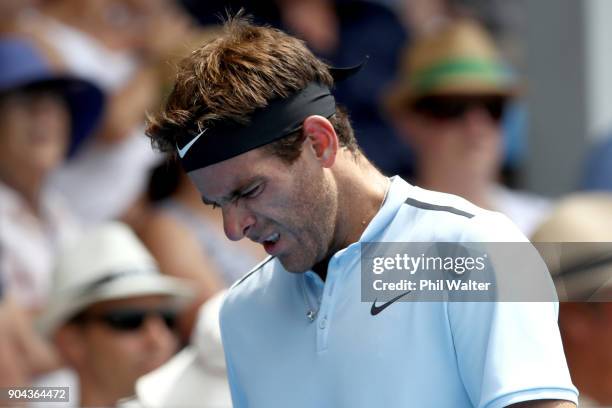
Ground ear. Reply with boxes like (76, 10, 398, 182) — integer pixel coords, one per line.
(54, 325, 87, 368)
(302, 115, 338, 168)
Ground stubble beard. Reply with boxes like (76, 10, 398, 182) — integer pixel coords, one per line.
(280, 171, 337, 273)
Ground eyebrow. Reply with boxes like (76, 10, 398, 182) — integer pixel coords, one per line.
(201, 178, 263, 207)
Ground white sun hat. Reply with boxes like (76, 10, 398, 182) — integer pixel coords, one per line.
(37, 222, 194, 337)
(119, 290, 231, 408)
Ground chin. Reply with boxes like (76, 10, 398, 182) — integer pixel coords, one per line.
(278, 255, 314, 274)
(141, 357, 169, 373)
(30, 153, 64, 173)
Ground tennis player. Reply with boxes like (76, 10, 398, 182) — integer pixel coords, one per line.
(146, 16, 578, 408)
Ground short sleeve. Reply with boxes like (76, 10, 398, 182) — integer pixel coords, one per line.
(448, 301, 578, 407)
(448, 212, 578, 407)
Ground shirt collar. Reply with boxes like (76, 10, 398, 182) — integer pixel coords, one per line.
(358, 176, 412, 244)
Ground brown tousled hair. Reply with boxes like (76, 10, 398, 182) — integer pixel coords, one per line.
(145, 15, 358, 163)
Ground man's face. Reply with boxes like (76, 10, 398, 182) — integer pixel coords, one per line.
(64, 296, 180, 400)
(0, 89, 70, 179)
(398, 95, 504, 180)
(188, 145, 338, 273)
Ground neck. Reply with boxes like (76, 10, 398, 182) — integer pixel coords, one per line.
(332, 153, 389, 253)
(0, 170, 46, 215)
(78, 376, 121, 408)
(312, 256, 331, 281)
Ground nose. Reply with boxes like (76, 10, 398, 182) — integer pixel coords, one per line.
(222, 203, 256, 241)
(464, 105, 496, 127)
(141, 315, 176, 349)
(31, 94, 70, 138)
(461, 107, 499, 140)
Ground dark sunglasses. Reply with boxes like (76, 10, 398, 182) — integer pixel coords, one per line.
(75, 308, 178, 332)
(412, 95, 507, 122)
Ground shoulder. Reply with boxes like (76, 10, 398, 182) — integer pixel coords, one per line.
(220, 256, 277, 319)
(393, 185, 526, 242)
(400, 185, 489, 223)
(231, 256, 276, 289)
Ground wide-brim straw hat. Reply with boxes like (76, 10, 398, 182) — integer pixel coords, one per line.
(383, 19, 518, 114)
(531, 194, 612, 301)
(38, 222, 194, 337)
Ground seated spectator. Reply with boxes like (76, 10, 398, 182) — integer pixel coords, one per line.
(0, 34, 103, 395)
(38, 222, 193, 407)
(531, 194, 612, 406)
(0, 36, 103, 310)
(120, 291, 231, 408)
(384, 18, 549, 236)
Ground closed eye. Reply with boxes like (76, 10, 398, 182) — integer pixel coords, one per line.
(202, 182, 263, 209)
(241, 184, 263, 199)
(201, 197, 220, 210)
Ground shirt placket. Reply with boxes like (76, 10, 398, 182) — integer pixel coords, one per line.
(317, 253, 347, 353)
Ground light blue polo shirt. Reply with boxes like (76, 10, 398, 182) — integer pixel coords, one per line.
(219, 177, 578, 408)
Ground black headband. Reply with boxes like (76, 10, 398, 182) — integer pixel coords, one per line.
(176, 82, 335, 172)
(172, 61, 366, 172)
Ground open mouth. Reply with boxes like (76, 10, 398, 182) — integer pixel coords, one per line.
(262, 232, 280, 255)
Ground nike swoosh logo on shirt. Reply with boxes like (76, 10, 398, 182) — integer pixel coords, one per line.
(176, 129, 206, 159)
(370, 291, 411, 316)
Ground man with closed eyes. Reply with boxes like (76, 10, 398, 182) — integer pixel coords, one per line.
(145, 15, 578, 408)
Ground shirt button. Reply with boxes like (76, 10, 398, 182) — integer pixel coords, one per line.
(319, 317, 327, 329)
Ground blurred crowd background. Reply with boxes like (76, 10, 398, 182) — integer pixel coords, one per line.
(0, 0, 611, 407)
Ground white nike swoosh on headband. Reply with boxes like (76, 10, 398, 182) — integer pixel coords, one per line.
(176, 129, 206, 159)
